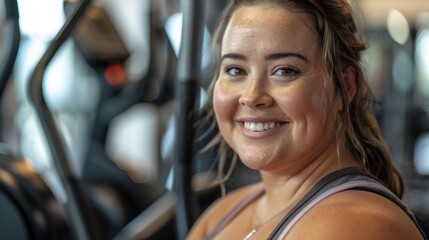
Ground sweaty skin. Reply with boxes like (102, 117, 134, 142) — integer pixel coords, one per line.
(214, 5, 338, 174)
(188, 4, 423, 240)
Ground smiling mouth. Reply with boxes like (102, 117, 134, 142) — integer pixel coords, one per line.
(243, 121, 284, 132)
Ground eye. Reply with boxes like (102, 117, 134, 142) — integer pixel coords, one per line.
(273, 67, 301, 77)
(225, 67, 246, 76)
(272, 66, 301, 81)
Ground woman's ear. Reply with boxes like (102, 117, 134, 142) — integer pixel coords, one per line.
(343, 66, 357, 103)
(336, 66, 357, 111)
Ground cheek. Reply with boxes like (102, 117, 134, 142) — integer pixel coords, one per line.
(213, 80, 238, 123)
(306, 82, 338, 128)
(309, 88, 329, 116)
(276, 83, 330, 122)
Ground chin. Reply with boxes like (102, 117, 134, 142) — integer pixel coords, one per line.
(238, 152, 273, 170)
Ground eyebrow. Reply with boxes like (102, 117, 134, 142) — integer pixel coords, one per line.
(265, 52, 309, 62)
(221, 53, 247, 61)
(220, 52, 309, 62)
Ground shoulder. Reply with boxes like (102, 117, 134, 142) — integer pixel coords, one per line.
(187, 182, 262, 240)
(287, 190, 423, 240)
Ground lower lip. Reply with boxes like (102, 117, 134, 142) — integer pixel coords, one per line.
(239, 122, 287, 138)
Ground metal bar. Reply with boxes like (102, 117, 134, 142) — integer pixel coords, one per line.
(112, 192, 176, 240)
(174, 0, 206, 238)
(26, 1, 96, 240)
(0, 0, 20, 100)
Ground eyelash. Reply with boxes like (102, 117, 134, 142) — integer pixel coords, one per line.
(225, 67, 245, 76)
(273, 66, 301, 77)
(223, 66, 302, 81)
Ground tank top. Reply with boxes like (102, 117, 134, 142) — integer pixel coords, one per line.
(205, 167, 427, 239)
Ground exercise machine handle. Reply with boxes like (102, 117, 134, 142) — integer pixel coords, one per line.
(0, 0, 20, 100)
(174, 0, 206, 239)
(27, 1, 97, 239)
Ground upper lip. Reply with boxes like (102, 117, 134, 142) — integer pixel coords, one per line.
(236, 116, 288, 123)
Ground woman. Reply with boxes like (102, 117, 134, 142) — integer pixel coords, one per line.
(188, 0, 427, 239)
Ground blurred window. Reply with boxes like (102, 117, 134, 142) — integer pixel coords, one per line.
(414, 133, 429, 175)
(416, 29, 429, 101)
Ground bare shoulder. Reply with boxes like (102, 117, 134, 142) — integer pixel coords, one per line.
(287, 190, 424, 240)
(187, 182, 263, 240)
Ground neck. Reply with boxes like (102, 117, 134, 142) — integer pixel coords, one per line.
(256, 148, 360, 221)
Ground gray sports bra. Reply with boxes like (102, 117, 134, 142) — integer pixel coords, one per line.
(205, 168, 428, 239)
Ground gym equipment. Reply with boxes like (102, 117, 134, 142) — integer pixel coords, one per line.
(172, 0, 206, 238)
(70, 2, 175, 238)
(27, 1, 98, 239)
(0, 1, 254, 239)
(26, 0, 177, 239)
(0, 0, 20, 98)
(0, 155, 71, 239)
(0, 0, 73, 239)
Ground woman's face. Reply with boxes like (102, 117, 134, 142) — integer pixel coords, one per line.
(213, 5, 342, 172)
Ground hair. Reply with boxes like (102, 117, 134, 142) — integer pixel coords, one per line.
(199, 0, 404, 197)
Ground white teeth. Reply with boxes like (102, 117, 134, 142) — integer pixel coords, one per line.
(244, 121, 280, 132)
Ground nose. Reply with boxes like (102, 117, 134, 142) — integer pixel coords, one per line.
(238, 79, 274, 108)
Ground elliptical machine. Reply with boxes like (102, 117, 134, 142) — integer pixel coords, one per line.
(0, 1, 72, 239)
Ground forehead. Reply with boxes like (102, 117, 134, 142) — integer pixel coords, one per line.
(222, 4, 320, 55)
